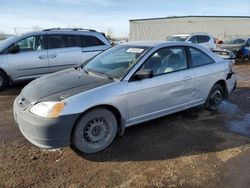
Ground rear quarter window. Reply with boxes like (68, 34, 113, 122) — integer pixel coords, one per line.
(197, 35, 210, 43)
(80, 35, 105, 47)
(189, 47, 215, 67)
(189, 36, 197, 43)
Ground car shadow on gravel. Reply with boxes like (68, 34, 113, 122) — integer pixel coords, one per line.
(75, 88, 250, 162)
(0, 83, 27, 96)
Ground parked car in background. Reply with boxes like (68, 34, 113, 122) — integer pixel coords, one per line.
(166, 32, 216, 50)
(212, 48, 235, 60)
(0, 28, 111, 89)
(211, 48, 236, 69)
(14, 41, 236, 154)
(220, 38, 250, 61)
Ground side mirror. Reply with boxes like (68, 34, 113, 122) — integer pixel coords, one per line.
(9, 44, 20, 54)
(132, 69, 154, 81)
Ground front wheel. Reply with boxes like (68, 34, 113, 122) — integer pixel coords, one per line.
(72, 108, 117, 154)
(205, 84, 224, 111)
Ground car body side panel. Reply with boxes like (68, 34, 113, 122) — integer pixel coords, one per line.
(126, 69, 196, 125)
(61, 81, 129, 122)
(48, 47, 82, 73)
(8, 50, 50, 81)
(226, 74, 237, 93)
(190, 61, 228, 101)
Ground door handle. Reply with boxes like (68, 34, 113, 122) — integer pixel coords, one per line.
(38, 55, 47, 60)
(183, 76, 192, 80)
(49, 54, 57, 58)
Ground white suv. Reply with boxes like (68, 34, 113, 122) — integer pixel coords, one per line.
(167, 32, 216, 50)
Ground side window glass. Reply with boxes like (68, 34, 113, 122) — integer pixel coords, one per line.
(48, 35, 65, 49)
(142, 47, 188, 76)
(197, 35, 210, 43)
(189, 36, 197, 43)
(80, 35, 105, 47)
(65, 35, 79, 47)
(14, 35, 44, 52)
(48, 35, 79, 49)
(190, 47, 214, 67)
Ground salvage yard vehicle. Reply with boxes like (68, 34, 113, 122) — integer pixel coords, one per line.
(211, 48, 236, 60)
(220, 38, 250, 61)
(13, 41, 236, 154)
(166, 32, 216, 50)
(0, 28, 111, 89)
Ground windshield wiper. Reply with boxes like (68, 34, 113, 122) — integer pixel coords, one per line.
(82, 68, 89, 74)
(76, 67, 89, 74)
(87, 69, 114, 81)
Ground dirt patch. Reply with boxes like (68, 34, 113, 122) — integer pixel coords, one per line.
(0, 65, 250, 188)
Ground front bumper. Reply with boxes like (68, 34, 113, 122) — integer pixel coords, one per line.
(13, 96, 80, 149)
(226, 72, 237, 94)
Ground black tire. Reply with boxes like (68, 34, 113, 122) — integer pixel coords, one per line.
(205, 84, 224, 111)
(72, 108, 117, 154)
(0, 70, 8, 90)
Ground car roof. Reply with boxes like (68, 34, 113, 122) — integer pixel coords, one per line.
(0, 29, 110, 52)
(171, 34, 190, 37)
(20, 29, 102, 36)
(124, 41, 168, 47)
(122, 41, 222, 61)
(172, 32, 211, 37)
(122, 41, 198, 48)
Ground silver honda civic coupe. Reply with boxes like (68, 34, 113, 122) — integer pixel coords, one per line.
(13, 41, 236, 153)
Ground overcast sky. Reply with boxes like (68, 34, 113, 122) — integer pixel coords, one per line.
(0, 0, 249, 37)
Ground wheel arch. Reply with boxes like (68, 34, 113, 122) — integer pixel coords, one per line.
(212, 80, 228, 98)
(71, 104, 125, 142)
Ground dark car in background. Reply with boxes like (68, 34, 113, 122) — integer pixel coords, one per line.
(220, 38, 250, 61)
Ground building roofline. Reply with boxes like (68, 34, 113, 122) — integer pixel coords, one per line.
(129, 15, 250, 22)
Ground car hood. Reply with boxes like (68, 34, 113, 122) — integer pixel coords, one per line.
(21, 68, 114, 102)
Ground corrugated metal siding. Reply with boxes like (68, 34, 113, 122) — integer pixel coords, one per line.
(130, 17, 250, 41)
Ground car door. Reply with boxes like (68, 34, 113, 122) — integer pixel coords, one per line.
(126, 46, 195, 125)
(47, 34, 82, 73)
(7, 35, 49, 81)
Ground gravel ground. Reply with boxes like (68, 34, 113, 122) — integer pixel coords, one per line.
(0, 62, 250, 188)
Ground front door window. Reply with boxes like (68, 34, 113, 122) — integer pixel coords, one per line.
(14, 36, 45, 52)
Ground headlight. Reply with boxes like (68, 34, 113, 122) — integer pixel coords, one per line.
(30, 101, 64, 118)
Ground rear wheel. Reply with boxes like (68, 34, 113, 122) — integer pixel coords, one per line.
(0, 70, 8, 90)
(205, 84, 224, 111)
(72, 108, 117, 154)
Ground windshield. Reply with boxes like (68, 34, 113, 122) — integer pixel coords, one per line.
(83, 45, 150, 79)
(166, 36, 188, 42)
(224, 38, 246, 44)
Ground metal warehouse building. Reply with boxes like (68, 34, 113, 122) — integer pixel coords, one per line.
(129, 16, 250, 41)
